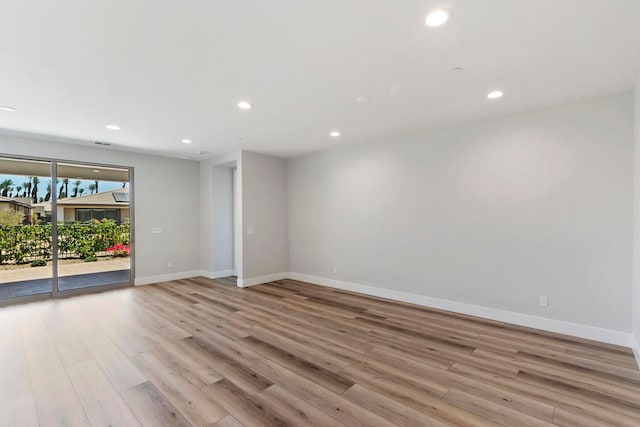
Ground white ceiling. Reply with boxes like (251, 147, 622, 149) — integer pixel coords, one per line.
(0, 0, 639, 159)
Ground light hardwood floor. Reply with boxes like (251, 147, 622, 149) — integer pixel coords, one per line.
(1, 277, 639, 426)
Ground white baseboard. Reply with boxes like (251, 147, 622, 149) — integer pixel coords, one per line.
(632, 335, 640, 369)
(134, 270, 201, 286)
(133, 269, 635, 350)
(238, 272, 288, 288)
(199, 269, 236, 280)
(288, 272, 633, 348)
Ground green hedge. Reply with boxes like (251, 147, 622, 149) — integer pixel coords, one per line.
(0, 219, 130, 264)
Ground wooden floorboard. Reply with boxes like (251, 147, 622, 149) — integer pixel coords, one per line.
(0, 276, 639, 426)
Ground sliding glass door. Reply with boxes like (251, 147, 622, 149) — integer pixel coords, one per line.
(55, 162, 132, 293)
(0, 157, 53, 301)
(0, 155, 133, 304)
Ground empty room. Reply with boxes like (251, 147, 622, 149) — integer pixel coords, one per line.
(1, 1, 640, 426)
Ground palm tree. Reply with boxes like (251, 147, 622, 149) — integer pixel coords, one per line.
(15, 186, 22, 198)
(31, 176, 40, 203)
(25, 177, 33, 198)
(61, 179, 69, 199)
(22, 179, 30, 197)
(94, 180, 99, 193)
(88, 183, 97, 194)
(79, 188, 86, 196)
(56, 179, 64, 199)
(72, 180, 81, 197)
(0, 179, 14, 197)
(45, 180, 52, 202)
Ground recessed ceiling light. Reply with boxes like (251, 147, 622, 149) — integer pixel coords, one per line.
(450, 67, 463, 73)
(92, 169, 100, 173)
(356, 96, 370, 103)
(330, 131, 341, 137)
(197, 151, 207, 155)
(181, 139, 192, 144)
(487, 90, 504, 99)
(237, 101, 252, 110)
(0, 106, 16, 112)
(425, 10, 450, 27)
(105, 124, 121, 130)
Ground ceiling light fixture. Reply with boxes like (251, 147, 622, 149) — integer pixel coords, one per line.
(487, 90, 504, 99)
(181, 139, 192, 144)
(0, 106, 16, 112)
(105, 124, 121, 130)
(425, 10, 450, 27)
(92, 169, 100, 173)
(356, 96, 370, 103)
(330, 131, 341, 137)
(237, 101, 252, 110)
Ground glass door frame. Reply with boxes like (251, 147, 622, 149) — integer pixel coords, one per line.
(0, 153, 135, 305)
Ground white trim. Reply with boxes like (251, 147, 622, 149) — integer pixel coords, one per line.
(134, 270, 635, 349)
(134, 270, 201, 286)
(238, 272, 288, 288)
(288, 272, 633, 348)
(199, 269, 236, 280)
(632, 335, 640, 369)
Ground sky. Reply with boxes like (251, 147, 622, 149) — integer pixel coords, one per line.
(0, 174, 126, 199)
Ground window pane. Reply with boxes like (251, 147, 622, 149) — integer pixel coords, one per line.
(77, 209, 91, 222)
(105, 209, 119, 221)
(93, 209, 106, 220)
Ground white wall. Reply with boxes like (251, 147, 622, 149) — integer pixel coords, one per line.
(288, 93, 634, 334)
(0, 134, 201, 284)
(242, 151, 289, 282)
(633, 76, 640, 359)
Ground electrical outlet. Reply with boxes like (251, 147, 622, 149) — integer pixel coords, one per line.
(333, 266, 337, 273)
(167, 261, 173, 268)
(539, 296, 548, 307)
(247, 227, 253, 235)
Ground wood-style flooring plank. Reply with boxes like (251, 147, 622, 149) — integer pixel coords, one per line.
(0, 276, 638, 427)
(0, 392, 40, 427)
(120, 381, 192, 427)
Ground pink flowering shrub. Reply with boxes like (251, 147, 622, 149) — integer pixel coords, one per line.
(106, 244, 130, 257)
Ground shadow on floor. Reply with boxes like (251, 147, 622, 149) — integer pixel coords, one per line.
(216, 276, 237, 286)
(0, 269, 131, 300)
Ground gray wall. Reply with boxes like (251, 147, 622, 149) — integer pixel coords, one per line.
(211, 166, 234, 272)
(287, 93, 634, 331)
(242, 151, 289, 279)
(634, 77, 640, 348)
(0, 134, 201, 283)
(199, 152, 242, 279)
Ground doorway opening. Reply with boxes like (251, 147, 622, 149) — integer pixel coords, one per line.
(211, 160, 240, 285)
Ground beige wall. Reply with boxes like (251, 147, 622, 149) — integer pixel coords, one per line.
(0, 201, 30, 215)
(63, 207, 74, 222)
